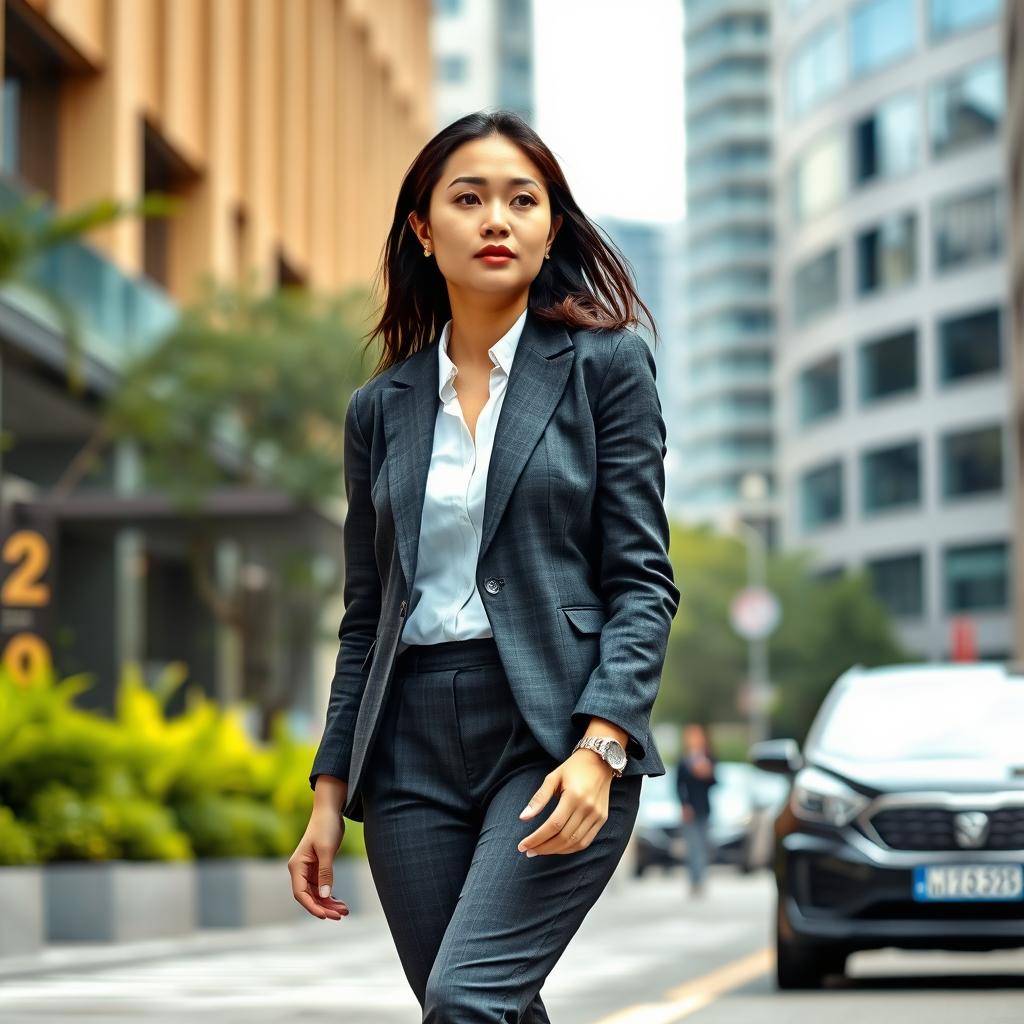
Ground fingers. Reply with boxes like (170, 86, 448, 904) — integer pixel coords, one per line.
(288, 846, 350, 921)
(519, 770, 560, 821)
(518, 790, 606, 856)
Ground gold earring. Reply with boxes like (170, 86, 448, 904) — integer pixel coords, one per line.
(545, 252, 550, 260)
(424, 247, 431, 257)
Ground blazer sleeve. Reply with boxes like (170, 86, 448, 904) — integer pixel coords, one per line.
(569, 331, 681, 761)
(308, 385, 382, 791)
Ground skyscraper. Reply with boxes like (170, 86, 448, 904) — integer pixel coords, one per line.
(682, 0, 777, 542)
(774, 0, 1012, 660)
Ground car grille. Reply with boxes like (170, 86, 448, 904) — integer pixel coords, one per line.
(868, 806, 1024, 852)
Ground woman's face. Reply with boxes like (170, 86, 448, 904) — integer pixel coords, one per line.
(409, 134, 562, 301)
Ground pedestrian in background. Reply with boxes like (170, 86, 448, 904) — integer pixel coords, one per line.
(675, 723, 717, 898)
(288, 108, 680, 1023)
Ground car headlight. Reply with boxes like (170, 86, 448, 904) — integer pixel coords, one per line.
(790, 767, 868, 827)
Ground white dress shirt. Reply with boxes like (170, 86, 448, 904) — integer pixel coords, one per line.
(397, 306, 529, 653)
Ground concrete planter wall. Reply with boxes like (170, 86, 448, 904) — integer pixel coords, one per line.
(44, 860, 196, 942)
(197, 855, 381, 927)
(0, 866, 45, 957)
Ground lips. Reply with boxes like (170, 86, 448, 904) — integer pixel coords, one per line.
(475, 245, 515, 258)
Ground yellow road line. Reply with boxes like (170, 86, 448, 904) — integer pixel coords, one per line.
(591, 947, 774, 1024)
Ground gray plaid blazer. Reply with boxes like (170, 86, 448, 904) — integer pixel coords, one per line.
(309, 308, 680, 822)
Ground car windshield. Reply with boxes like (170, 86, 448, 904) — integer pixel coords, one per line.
(812, 670, 1024, 763)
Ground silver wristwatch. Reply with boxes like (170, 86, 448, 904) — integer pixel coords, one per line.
(573, 736, 628, 778)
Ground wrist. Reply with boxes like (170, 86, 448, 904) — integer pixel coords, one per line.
(313, 774, 348, 813)
(583, 716, 629, 750)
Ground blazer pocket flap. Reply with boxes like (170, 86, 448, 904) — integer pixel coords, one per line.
(360, 638, 379, 672)
(561, 606, 606, 635)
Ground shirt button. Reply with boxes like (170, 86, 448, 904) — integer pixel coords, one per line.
(484, 578, 500, 595)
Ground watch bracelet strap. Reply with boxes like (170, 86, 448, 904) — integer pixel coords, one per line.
(573, 736, 625, 777)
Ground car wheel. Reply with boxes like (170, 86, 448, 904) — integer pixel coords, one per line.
(776, 922, 847, 990)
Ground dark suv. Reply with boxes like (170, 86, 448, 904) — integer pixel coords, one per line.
(752, 662, 1024, 989)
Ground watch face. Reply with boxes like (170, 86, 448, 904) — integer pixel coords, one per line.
(606, 740, 627, 770)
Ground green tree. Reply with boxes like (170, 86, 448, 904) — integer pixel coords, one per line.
(656, 522, 912, 744)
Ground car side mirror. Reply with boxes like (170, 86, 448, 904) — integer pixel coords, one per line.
(749, 739, 803, 776)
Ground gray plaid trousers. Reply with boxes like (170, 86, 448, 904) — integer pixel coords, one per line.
(360, 635, 643, 1024)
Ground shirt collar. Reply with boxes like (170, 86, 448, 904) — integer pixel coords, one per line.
(437, 306, 529, 400)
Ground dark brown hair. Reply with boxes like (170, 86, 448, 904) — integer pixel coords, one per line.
(363, 109, 658, 377)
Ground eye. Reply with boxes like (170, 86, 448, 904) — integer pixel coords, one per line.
(453, 193, 539, 208)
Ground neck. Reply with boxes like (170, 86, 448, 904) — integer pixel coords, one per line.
(446, 289, 529, 368)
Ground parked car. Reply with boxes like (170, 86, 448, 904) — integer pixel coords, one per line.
(632, 760, 788, 876)
(753, 662, 1024, 990)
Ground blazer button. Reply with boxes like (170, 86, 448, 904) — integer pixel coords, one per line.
(484, 578, 500, 595)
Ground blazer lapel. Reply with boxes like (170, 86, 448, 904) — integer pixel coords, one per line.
(381, 308, 575, 589)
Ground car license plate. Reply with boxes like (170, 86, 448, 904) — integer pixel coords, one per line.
(913, 864, 1024, 901)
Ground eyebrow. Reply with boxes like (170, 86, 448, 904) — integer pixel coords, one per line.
(446, 175, 541, 189)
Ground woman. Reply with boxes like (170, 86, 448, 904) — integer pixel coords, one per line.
(675, 723, 718, 899)
(287, 110, 680, 1022)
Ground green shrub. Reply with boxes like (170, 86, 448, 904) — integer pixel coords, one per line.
(175, 794, 293, 857)
(0, 805, 38, 865)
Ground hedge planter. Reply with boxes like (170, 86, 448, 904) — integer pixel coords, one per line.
(197, 855, 381, 927)
(44, 861, 196, 942)
(0, 866, 45, 957)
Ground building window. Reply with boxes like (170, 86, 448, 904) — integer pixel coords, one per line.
(853, 91, 919, 186)
(850, 0, 916, 79)
(933, 184, 1003, 273)
(793, 246, 840, 325)
(438, 54, 467, 82)
(857, 211, 916, 295)
(938, 306, 1002, 383)
(799, 353, 841, 425)
(944, 540, 1009, 612)
(787, 19, 843, 120)
(928, 0, 1000, 41)
(942, 424, 1003, 498)
(862, 440, 920, 513)
(435, 0, 463, 13)
(859, 328, 917, 402)
(800, 460, 843, 529)
(790, 129, 846, 223)
(929, 58, 1003, 160)
(866, 552, 924, 617)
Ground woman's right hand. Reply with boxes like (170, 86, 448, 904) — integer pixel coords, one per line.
(288, 807, 351, 920)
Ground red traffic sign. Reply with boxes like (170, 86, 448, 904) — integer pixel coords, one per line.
(729, 586, 780, 640)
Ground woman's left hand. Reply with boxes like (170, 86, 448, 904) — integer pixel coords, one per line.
(516, 750, 614, 856)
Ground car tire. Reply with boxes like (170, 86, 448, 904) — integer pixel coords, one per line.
(776, 920, 847, 990)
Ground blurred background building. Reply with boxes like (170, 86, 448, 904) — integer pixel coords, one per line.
(680, 0, 778, 546)
(1005, 0, 1024, 661)
(431, 0, 535, 128)
(771, 0, 1012, 661)
(1, 0, 433, 717)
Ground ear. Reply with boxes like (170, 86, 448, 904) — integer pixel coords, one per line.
(408, 210, 430, 250)
(548, 212, 563, 246)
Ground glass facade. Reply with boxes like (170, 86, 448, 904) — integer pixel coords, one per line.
(929, 58, 1003, 159)
(859, 328, 917, 402)
(856, 210, 916, 295)
(791, 128, 847, 222)
(862, 440, 921, 512)
(866, 552, 924, 616)
(933, 184, 1003, 272)
(854, 91, 919, 185)
(928, 0, 1000, 41)
(801, 460, 844, 528)
(793, 245, 840, 324)
(787, 20, 843, 119)
(850, 0, 916, 78)
(937, 306, 1002, 382)
(944, 541, 1009, 611)
(941, 424, 1004, 497)
(799, 353, 841, 425)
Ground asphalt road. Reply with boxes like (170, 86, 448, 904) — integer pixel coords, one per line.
(0, 863, 1021, 1022)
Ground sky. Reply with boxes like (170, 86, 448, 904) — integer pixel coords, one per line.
(533, 0, 686, 225)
